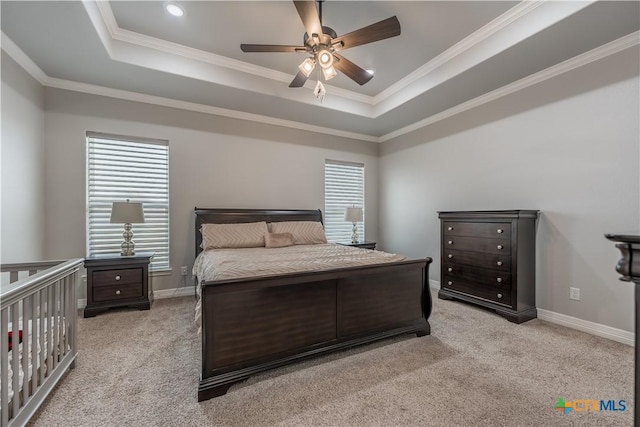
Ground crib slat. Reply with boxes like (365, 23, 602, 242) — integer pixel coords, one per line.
(12, 303, 21, 420)
(47, 287, 53, 376)
(60, 278, 67, 357)
(1, 308, 9, 426)
(52, 281, 60, 369)
(31, 292, 38, 392)
(38, 288, 46, 386)
(22, 296, 32, 404)
(70, 272, 78, 368)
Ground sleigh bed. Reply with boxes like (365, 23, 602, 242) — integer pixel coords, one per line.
(194, 208, 432, 402)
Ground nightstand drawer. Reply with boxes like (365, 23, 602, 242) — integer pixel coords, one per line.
(92, 268, 142, 287)
(93, 282, 143, 302)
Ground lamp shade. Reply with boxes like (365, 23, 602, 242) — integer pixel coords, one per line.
(110, 201, 145, 224)
(344, 207, 363, 223)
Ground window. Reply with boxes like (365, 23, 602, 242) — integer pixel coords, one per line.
(324, 160, 365, 242)
(87, 132, 170, 271)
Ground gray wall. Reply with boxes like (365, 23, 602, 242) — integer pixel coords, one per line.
(1, 52, 45, 263)
(379, 48, 640, 332)
(43, 88, 379, 297)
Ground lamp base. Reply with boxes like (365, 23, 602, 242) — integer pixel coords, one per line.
(351, 222, 359, 244)
(121, 223, 135, 256)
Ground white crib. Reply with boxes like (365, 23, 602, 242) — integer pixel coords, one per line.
(1, 258, 82, 426)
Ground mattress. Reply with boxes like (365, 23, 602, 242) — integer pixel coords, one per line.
(193, 243, 407, 283)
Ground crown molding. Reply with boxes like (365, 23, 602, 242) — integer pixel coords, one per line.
(373, 0, 546, 105)
(1, 31, 47, 85)
(92, 1, 373, 106)
(86, 0, 590, 115)
(45, 77, 379, 143)
(380, 31, 640, 142)
(3, 28, 636, 145)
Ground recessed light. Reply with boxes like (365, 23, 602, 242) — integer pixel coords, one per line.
(165, 2, 184, 17)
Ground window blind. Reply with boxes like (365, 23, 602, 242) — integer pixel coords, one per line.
(324, 160, 365, 242)
(87, 132, 170, 271)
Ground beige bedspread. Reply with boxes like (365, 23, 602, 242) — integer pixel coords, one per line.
(193, 243, 407, 283)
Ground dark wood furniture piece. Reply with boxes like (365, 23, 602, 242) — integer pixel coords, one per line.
(336, 240, 377, 250)
(438, 210, 539, 323)
(84, 252, 154, 318)
(605, 232, 640, 425)
(194, 208, 432, 402)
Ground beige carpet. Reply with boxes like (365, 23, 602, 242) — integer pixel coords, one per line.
(28, 291, 633, 426)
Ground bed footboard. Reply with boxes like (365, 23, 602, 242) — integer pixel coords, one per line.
(1, 259, 82, 426)
(198, 257, 432, 401)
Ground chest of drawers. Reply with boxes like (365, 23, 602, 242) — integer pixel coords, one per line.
(438, 210, 539, 323)
(84, 252, 154, 318)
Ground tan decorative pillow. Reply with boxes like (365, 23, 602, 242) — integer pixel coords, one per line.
(264, 232, 295, 248)
(201, 222, 268, 249)
(269, 221, 328, 245)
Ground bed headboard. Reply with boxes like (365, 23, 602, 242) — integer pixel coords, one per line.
(194, 208, 323, 257)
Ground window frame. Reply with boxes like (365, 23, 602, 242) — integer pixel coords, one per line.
(323, 159, 365, 243)
(86, 132, 170, 272)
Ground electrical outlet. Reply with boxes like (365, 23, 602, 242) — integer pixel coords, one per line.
(569, 287, 581, 301)
(181, 266, 188, 276)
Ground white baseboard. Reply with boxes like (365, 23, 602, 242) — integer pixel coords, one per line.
(537, 309, 634, 347)
(429, 280, 633, 346)
(153, 286, 196, 299)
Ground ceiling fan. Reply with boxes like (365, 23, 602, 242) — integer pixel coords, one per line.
(240, 0, 401, 88)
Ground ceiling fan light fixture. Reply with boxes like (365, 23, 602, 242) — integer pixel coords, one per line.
(298, 57, 316, 77)
(322, 65, 337, 81)
(317, 49, 334, 69)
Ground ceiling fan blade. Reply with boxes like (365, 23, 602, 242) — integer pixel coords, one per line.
(293, 1, 322, 40)
(289, 71, 308, 88)
(333, 53, 373, 86)
(332, 16, 401, 51)
(241, 44, 306, 53)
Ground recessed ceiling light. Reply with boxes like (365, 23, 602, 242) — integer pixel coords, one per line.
(165, 2, 184, 17)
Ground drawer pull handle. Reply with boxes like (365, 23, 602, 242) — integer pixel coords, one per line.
(448, 240, 453, 245)
(497, 261, 503, 266)
(497, 245, 503, 250)
(448, 254, 453, 259)
(447, 267, 452, 272)
(115, 275, 121, 281)
(447, 226, 453, 231)
(497, 228, 504, 234)
(497, 278, 503, 283)
(497, 293, 503, 299)
(115, 290, 121, 295)
(447, 281, 453, 286)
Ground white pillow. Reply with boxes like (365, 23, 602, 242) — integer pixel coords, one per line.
(269, 221, 327, 245)
(201, 222, 268, 249)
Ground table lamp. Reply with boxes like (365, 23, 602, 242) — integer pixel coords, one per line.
(110, 199, 145, 256)
(344, 206, 363, 244)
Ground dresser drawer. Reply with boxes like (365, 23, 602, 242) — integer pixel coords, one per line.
(93, 282, 143, 302)
(441, 277, 512, 307)
(443, 266, 511, 289)
(443, 249, 511, 272)
(443, 221, 511, 239)
(443, 235, 511, 254)
(92, 268, 142, 287)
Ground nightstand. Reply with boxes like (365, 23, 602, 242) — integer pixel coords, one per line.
(336, 241, 377, 250)
(84, 252, 154, 318)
